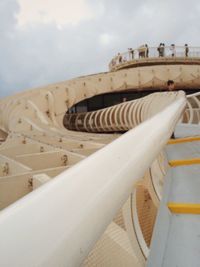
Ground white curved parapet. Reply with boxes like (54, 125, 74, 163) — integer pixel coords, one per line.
(185, 92, 200, 124)
(64, 92, 184, 133)
(0, 96, 186, 267)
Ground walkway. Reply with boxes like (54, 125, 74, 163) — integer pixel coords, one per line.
(109, 46, 200, 71)
(147, 123, 200, 267)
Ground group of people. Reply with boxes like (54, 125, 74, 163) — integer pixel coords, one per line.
(157, 43, 189, 57)
(111, 44, 190, 66)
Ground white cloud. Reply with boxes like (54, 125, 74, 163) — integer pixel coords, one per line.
(17, 0, 95, 28)
(1, 0, 200, 98)
(99, 33, 115, 46)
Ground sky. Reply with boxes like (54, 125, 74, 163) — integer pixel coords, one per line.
(0, 0, 200, 97)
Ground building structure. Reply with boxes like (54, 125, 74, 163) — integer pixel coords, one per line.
(0, 45, 200, 266)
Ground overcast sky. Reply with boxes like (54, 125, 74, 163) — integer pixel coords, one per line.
(0, 0, 200, 97)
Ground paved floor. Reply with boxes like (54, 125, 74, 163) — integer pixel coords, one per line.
(175, 123, 200, 138)
(147, 123, 200, 267)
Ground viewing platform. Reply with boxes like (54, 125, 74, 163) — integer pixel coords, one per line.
(109, 45, 200, 71)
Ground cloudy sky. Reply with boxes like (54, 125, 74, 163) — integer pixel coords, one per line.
(0, 0, 200, 97)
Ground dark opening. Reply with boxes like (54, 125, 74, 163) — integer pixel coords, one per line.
(67, 89, 198, 114)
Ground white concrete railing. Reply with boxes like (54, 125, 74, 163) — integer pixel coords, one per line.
(109, 46, 200, 70)
(64, 92, 184, 133)
(132, 190, 150, 258)
(0, 98, 186, 267)
(185, 92, 200, 124)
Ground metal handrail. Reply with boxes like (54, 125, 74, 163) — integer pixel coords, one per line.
(109, 46, 200, 70)
(0, 96, 186, 267)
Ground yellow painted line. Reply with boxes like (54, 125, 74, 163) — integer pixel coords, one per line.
(169, 158, 200, 167)
(168, 136, 200, 145)
(168, 203, 200, 214)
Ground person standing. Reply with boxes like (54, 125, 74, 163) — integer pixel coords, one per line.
(162, 43, 165, 57)
(128, 48, 134, 60)
(185, 44, 189, 57)
(157, 43, 162, 57)
(145, 44, 149, 58)
(160, 43, 164, 57)
(118, 53, 122, 63)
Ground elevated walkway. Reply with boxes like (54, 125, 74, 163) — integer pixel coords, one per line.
(175, 123, 200, 138)
(147, 124, 200, 267)
(109, 46, 200, 71)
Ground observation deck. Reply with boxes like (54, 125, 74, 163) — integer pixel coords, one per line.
(109, 46, 200, 71)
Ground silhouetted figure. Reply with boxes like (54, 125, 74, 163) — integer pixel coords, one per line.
(159, 43, 165, 57)
(157, 43, 162, 57)
(185, 44, 189, 57)
(162, 43, 165, 57)
(145, 44, 149, 57)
